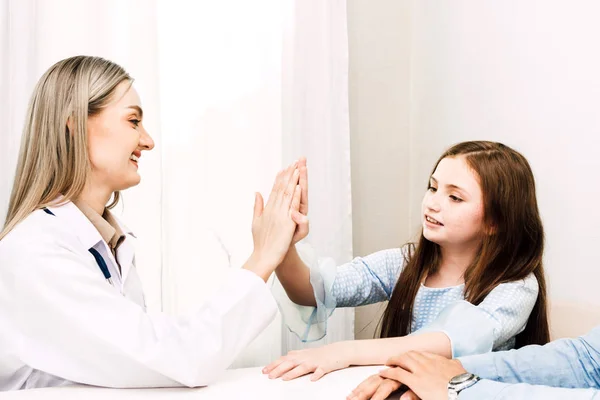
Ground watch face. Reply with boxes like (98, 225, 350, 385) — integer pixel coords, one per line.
(450, 373, 474, 385)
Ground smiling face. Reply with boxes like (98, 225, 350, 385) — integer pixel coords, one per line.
(86, 80, 154, 193)
(421, 156, 486, 249)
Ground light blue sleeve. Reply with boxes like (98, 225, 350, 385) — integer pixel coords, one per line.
(460, 380, 600, 399)
(459, 326, 600, 390)
(272, 244, 407, 342)
(415, 273, 539, 357)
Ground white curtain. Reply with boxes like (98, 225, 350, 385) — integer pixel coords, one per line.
(0, 0, 353, 367)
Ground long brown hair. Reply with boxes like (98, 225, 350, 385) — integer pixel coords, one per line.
(380, 141, 549, 348)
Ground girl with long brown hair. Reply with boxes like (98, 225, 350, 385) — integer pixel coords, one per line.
(264, 141, 549, 383)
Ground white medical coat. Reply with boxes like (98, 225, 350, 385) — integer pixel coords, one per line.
(0, 201, 277, 391)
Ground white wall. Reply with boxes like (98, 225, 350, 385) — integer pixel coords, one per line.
(409, 1, 600, 336)
(347, 0, 412, 339)
(349, 0, 600, 338)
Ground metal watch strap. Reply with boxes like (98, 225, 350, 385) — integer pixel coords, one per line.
(448, 373, 480, 399)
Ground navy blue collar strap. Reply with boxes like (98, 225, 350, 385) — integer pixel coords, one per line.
(43, 206, 113, 285)
(88, 248, 113, 283)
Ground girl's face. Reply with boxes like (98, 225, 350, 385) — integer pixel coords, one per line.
(421, 156, 486, 249)
(86, 81, 154, 193)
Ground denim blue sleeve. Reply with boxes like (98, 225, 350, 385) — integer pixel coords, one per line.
(416, 274, 538, 357)
(460, 380, 600, 399)
(458, 326, 600, 398)
(272, 245, 406, 342)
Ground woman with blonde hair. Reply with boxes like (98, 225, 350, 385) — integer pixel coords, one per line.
(0, 55, 302, 391)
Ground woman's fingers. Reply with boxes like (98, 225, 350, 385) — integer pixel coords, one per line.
(266, 159, 307, 210)
(267, 163, 294, 207)
(253, 192, 264, 220)
(268, 170, 284, 206)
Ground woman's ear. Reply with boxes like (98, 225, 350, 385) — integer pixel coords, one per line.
(66, 116, 74, 135)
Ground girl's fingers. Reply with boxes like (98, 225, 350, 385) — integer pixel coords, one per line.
(262, 358, 284, 374)
(298, 163, 308, 214)
(281, 363, 315, 381)
(310, 366, 328, 382)
(268, 360, 298, 379)
(280, 168, 299, 208)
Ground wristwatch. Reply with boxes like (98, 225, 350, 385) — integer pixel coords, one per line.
(448, 372, 480, 399)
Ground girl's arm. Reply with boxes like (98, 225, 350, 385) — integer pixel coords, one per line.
(273, 247, 407, 342)
(266, 274, 538, 381)
(275, 245, 316, 306)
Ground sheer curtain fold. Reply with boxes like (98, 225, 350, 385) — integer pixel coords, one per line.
(281, 0, 354, 353)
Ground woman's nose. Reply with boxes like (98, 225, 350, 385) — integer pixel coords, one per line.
(139, 128, 155, 151)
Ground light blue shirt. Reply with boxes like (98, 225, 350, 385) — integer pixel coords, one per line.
(273, 246, 539, 357)
(459, 326, 600, 399)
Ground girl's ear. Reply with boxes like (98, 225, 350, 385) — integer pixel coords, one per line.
(485, 223, 497, 236)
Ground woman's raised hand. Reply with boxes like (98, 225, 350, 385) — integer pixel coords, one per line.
(245, 161, 302, 281)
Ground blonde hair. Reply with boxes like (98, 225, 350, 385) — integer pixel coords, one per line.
(1, 56, 132, 240)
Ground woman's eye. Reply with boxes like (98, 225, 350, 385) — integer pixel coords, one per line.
(427, 185, 437, 192)
(130, 119, 140, 128)
(450, 195, 463, 202)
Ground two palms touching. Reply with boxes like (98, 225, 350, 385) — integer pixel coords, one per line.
(289, 157, 309, 245)
(261, 157, 354, 383)
(258, 158, 354, 383)
(250, 158, 309, 275)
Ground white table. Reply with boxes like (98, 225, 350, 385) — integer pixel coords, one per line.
(3, 366, 404, 400)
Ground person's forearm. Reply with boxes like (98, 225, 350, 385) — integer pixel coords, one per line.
(242, 251, 277, 282)
(341, 332, 452, 366)
(460, 330, 600, 388)
(461, 380, 600, 400)
(274, 245, 316, 306)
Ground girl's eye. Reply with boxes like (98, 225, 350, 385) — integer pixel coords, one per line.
(450, 195, 463, 202)
(427, 185, 437, 192)
(130, 119, 140, 128)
